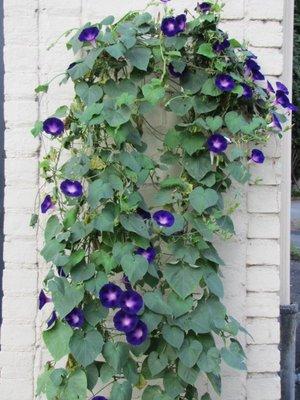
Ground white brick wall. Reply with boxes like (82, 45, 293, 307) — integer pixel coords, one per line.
(0, 1, 288, 399)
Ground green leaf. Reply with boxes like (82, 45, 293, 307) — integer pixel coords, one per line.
(167, 291, 193, 318)
(189, 187, 218, 214)
(62, 369, 87, 400)
(86, 363, 99, 391)
(87, 179, 113, 208)
(197, 347, 220, 373)
(221, 340, 246, 370)
(162, 325, 184, 349)
(201, 78, 221, 97)
(103, 99, 131, 127)
(48, 278, 84, 318)
(193, 97, 219, 114)
(35, 84, 49, 93)
(163, 263, 203, 299)
(103, 342, 129, 373)
(168, 97, 193, 116)
(30, 213, 38, 228)
(142, 386, 162, 400)
(207, 372, 221, 395)
(94, 206, 115, 232)
(123, 358, 139, 385)
(177, 361, 198, 385)
(181, 133, 205, 156)
(75, 82, 103, 106)
(141, 310, 163, 332)
(71, 262, 95, 282)
(83, 299, 108, 326)
(180, 70, 208, 94)
(225, 161, 250, 183)
(110, 381, 132, 400)
(202, 247, 225, 265)
(92, 249, 117, 273)
(179, 338, 203, 368)
(31, 120, 43, 137)
(202, 266, 224, 297)
(69, 329, 104, 367)
(142, 78, 165, 105)
(119, 214, 150, 239)
(101, 15, 115, 25)
(144, 291, 172, 315)
(163, 371, 185, 399)
(206, 116, 223, 131)
(197, 43, 216, 59)
(121, 253, 148, 285)
(106, 42, 126, 59)
(164, 129, 182, 149)
(43, 321, 73, 361)
(125, 47, 152, 71)
(148, 352, 168, 376)
(183, 155, 211, 181)
(224, 111, 246, 134)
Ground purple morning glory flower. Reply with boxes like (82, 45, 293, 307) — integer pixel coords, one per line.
(252, 70, 265, 81)
(91, 397, 108, 400)
(39, 290, 51, 310)
(46, 311, 57, 328)
(241, 83, 253, 99)
(197, 2, 212, 12)
(168, 63, 185, 78)
(245, 58, 265, 81)
(99, 283, 123, 308)
(175, 14, 187, 33)
(78, 26, 99, 43)
(250, 149, 265, 164)
(137, 208, 151, 220)
(60, 180, 83, 197)
(136, 247, 156, 263)
(126, 320, 148, 346)
(276, 81, 289, 94)
(161, 17, 178, 37)
(119, 290, 144, 314)
(272, 113, 282, 130)
(113, 310, 139, 333)
(65, 307, 85, 328)
(122, 275, 132, 290)
(207, 133, 228, 154)
(43, 117, 64, 136)
(215, 74, 235, 92)
(57, 266, 66, 277)
(153, 210, 175, 227)
(41, 195, 54, 214)
(213, 39, 230, 53)
(276, 90, 298, 111)
(267, 80, 275, 93)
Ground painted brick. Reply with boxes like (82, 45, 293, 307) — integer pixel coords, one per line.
(248, 0, 284, 21)
(248, 214, 280, 239)
(0, 378, 34, 400)
(246, 318, 280, 344)
(247, 345, 280, 373)
(222, 0, 244, 20)
(1, 324, 36, 349)
(0, 351, 34, 379)
(2, 295, 37, 323)
(3, 268, 38, 294)
(249, 159, 281, 186)
(3, 239, 37, 264)
(247, 374, 281, 400)
(247, 186, 280, 213)
(246, 292, 280, 318)
(4, 45, 38, 73)
(4, 100, 38, 127)
(247, 266, 280, 292)
(4, 17, 38, 45)
(247, 239, 280, 265)
(5, 158, 38, 186)
(246, 21, 283, 48)
(5, 127, 40, 157)
(4, 72, 38, 99)
(251, 48, 283, 76)
(4, 186, 37, 210)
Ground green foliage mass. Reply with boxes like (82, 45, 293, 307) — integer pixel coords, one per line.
(32, 2, 286, 400)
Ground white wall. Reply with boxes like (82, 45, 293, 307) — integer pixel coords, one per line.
(0, 1, 287, 399)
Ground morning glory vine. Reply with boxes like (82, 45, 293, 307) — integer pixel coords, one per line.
(31, 1, 295, 400)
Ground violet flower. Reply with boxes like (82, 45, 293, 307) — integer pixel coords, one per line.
(57, 266, 66, 277)
(161, 0, 171, 2)
(119, 290, 144, 314)
(276, 81, 289, 94)
(137, 208, 151, 220)
(41, 195, 54, 214)
(215, 74, 235, 92)
(168, 63, 185, 78)
(250, 149, 265, 164)
(207, 133, 228, 154)
(126, 320, 148, 346)
(245, 58, 264, 81)
(213, 39, 230, 53)
(175, 14, 187, 33)
(46, 311, 57, 328)
(241, 83, 253, 99)
(161, 17, 178, 37)
(267, 81, 275, 93)
(91, 397, 108, 400)
(122, 275, 132, 290)
(99, 283, 123, 308)
(136, 247, 156, 263)
(272, 113, 282, 130)
(275, 90, 298, 111)
(153, 210, 175, 227)
(43, 117, 64, 136)
(197, 2, 212, 12)
(60, 180, 83, 197)
(78, 26, 99, 43)
(65, 307, 85, 329)
(39, 289, 51, 310)
(113, 310, 139, 333)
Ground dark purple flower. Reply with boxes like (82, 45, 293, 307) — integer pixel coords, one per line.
(250, 149, 265, 164)
(153, 210, 175, 227)
(126, 320, 148, 346)
(57, 266, 66, 277)
(41, 195, 54, 214)
(276, 90, 298, 111)
(60, 180, 83, 197)
(67, 62, 77, 71)
(91, 397, 108, 400)
(161, 0, 171, 2)
(245, 58, 265, 81)
(136, 247, 156, 263)
(168, 63, 185, 78)
(47, 311, 57, 328)
(99, 283, 123, 308)
(213, 39, 230, 53)
(252, 70, 265, 81)
(122, 275, 132, 290)
(241, 83, 253, 99)
(197, 2, 212, 12)
(65, 307, 84, 328)
(175, 14, 187, 33)
(119, 290, 144, 314)
(272, 113, 282, 130)
(267, 81, 275, 93)
(215, 74, 235, 92)
(137, 208, 151, 220)
(161, 17, 179, 37)
(78, 26, 99, 43)
(113, 310, 139, 333)
(43, 117, 64, 136)
(276, 81, 289, 94)
(39, 290, 51, 310)
(207, 133, 228, 154)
